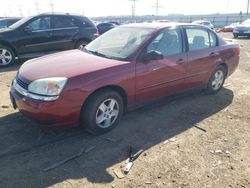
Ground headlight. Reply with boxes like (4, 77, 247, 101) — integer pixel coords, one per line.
(28, 77, 68, 96)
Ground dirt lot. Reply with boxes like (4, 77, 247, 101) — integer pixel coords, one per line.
(0, 32, 249, 188)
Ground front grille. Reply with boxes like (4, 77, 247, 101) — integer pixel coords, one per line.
(16, 77, 29, 90)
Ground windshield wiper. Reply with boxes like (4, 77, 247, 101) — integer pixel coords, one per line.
(88, 50, 114, 60)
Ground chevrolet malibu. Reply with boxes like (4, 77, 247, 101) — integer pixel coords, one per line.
(10, 23, 240, 135)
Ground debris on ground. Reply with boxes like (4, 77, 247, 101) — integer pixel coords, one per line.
(43, 145, 96, 171)
(113, 169, 125, 179)
(124, 146, 143, 174)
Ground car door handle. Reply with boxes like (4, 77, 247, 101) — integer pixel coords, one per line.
(210, 52, 218, 57)
(176, 59, 185, 64)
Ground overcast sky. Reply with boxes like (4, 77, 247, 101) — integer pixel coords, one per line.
(0, 0, 249, 17)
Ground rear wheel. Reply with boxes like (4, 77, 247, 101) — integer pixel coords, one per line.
(206, 65, 226, 94)
(0, 45, 15, 67)
(81, 89, 124, 135)
(233, 34, 238, 38)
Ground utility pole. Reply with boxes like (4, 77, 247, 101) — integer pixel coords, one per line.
(247, 0, 250, 15)
(19, 5, 23, 17)
(35, 0, 40, 14)
(128, 0, 139, 22)
(49, 0, 54, 13)
(152, 0, 163, 19)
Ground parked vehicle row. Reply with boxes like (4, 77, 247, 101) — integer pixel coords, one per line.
(0, 13, 98, 66)
(10, 23, 240, 134)
(0, 18, 21, 29)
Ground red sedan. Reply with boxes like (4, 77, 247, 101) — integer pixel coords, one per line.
(10, 23, 240, 134)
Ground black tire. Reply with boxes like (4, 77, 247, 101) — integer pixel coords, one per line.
(206, 65, 226, 95)
(75, 40, 88, 51)
(233, 34, 238, 39)
(81, 89, 124, 135)
(0, 45, 15, 67)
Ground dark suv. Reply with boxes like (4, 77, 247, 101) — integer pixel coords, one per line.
(0, 13, 97, 67)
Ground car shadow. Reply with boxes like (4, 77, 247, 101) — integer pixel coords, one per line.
(0, 88, 234, 187)
(0, 61, 24, 73)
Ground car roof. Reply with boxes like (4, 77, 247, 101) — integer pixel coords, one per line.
(120, 22, 206, 29)
(38, 12, 86, 18)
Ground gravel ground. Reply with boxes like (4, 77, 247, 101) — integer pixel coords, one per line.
(0, 32, 249, 188)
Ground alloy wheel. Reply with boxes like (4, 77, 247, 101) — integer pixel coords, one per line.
(95, 98, 119, 128)
(0, 48, 12, 66)
(211, 70, 224, 91)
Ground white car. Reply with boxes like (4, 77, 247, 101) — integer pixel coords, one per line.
(192, 20, 214, 30)
(233, 19, 250, 38)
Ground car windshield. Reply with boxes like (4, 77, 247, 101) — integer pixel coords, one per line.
(85, 27, 153, 60)
(9, 16, 32, 29)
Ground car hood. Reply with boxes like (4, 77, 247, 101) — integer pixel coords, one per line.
(18, 50, 130, 82)
(235, 24, 250, 29)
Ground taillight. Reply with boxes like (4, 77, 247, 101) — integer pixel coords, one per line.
(236, 47, 240, 56)
(94, 32, 100, 38)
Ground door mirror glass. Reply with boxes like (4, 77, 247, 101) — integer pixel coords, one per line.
(24, 26, 32, 33)
(142, 50, 164, 62)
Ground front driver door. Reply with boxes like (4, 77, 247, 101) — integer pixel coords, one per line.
(17, 16, 53, 56)
(135, 28, 188, 104)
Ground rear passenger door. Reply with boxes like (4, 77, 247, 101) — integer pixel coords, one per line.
(184, 27, 219, 86)
(49, 16, 80, 51)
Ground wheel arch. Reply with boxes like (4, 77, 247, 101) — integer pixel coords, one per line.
(0, 40, 17, 56)
(82, 85, 128, 112)
(218, 62, 228, 77)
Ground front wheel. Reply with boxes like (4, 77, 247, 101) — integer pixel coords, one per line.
(206, 65, 226, 94)
(81, 89, 124, 135)
(0, 45, 15, 67)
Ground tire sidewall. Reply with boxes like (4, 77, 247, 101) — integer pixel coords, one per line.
(207, 66, 226, 94)
(0, 45, 15, 67)
(76, 40, 88, 50)
(81, 90, 124, 135)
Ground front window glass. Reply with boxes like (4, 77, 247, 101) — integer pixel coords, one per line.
(28, 17, 51, 31)
(147, 29, 182, 56)
(85, 27, 153, 60)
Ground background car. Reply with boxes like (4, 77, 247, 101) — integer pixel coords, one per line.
(0, 18, 21, 29)
(221, 22, 239, 32)
(233, 19, 250, 38)
(10, 23, 240, 135)
(97, 22, 116, 35)
(0, 13, 98, 67)
(192, 20, 214, 30)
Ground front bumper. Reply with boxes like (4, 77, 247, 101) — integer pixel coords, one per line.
(233, 30, 250, 36)
(10, 80, 83, 128)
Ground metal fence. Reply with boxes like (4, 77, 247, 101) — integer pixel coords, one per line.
(94, 13, 250, 28)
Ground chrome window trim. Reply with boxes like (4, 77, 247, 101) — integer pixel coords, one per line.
(32, 27, 79, 33)
(13, 79, 59, 101)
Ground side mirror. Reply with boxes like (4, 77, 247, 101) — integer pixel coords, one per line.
(24, 26, 32, 33)
(142, 50, 164, 62)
